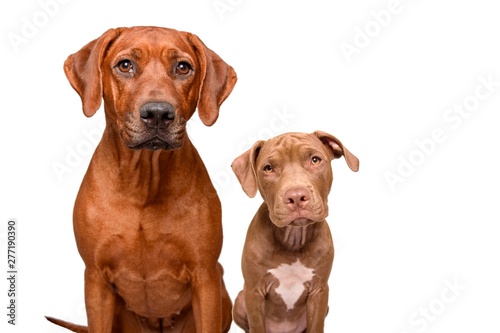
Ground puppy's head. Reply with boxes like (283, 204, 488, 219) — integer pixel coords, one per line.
(64, 26, 237, 150)
(232, 131, 359, 227)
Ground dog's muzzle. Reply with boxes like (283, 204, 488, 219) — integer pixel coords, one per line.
(140, 102, 175, 129)
(124, 101, 186, 151)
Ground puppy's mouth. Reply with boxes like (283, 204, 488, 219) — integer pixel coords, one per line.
(272, 208, 326, 228)
(288, 218, 316, 227)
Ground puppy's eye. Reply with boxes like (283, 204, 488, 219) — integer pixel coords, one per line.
(176, 61, 192, 75)
(311, 156, 322, 165)
(263, 165, 273, 173)
(116, 60, 134, 73)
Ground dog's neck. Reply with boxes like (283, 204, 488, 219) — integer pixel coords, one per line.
(272, 222, 318, 251)
(94, 126, 207, 205)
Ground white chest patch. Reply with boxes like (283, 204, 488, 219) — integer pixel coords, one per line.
(268, 259, 315, 311)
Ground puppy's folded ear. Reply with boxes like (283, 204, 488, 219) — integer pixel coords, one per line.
(186, 33, 237, 126)
(231, 141, 264, 198)
(313, 130, 359, 172)
(64, 28, 124, 117)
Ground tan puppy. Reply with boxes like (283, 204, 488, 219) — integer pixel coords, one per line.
(231, 131, 359, 333)
(46, 26, 236, 332)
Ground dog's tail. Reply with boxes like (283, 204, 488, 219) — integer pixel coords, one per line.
(45, 316, 88, 333)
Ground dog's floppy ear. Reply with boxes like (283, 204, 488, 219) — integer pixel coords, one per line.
(186, 33, 237, 126)
(231, 141, 264, 198)
(313, 130, 359, 172)
(64, 28, 123, 117)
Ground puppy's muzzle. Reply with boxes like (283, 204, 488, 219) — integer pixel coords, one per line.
(140, 102, 175, 129)
(283, 187, 311, 211)
(274, 186, 322, 227)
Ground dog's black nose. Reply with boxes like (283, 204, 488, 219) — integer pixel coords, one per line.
(140, 102, 175, 129)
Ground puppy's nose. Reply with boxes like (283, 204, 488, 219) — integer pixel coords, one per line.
(284, 188, 311, 210)
(140, 102, 175, 129)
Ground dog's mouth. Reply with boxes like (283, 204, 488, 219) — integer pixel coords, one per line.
(272, 207, 326, 228)
(289, 218, 317, 227)
(123, 116, 187, 151)
(128, 136, 182, 151)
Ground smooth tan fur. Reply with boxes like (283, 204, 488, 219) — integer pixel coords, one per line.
(47, 26, 237, 333)
(231, 131, 358, 333)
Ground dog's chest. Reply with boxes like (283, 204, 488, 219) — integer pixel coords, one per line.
(95, 228, 192, 317)
(267, 259, 315, 311)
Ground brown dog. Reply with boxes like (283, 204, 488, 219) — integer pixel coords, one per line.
(46, 26, 236, 333)
(231, 131, 359, 333)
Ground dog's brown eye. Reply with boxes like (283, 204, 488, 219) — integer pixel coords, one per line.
(311, 156, 321, 165)
(263, 165, 273, 173)
(176, 62, 192, 75)
(117, 60, 134, 73)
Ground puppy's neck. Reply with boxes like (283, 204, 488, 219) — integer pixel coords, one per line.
(272, 223, 318, 251)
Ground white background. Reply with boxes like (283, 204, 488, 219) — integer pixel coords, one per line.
(1, 0, 500, 332)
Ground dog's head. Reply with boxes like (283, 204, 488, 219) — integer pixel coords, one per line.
(64, 26, 237, 150)
(232, 131, 359, 228)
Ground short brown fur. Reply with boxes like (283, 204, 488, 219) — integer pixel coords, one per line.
(47, 26, 237, 333)
(231, 131, 358, 333)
